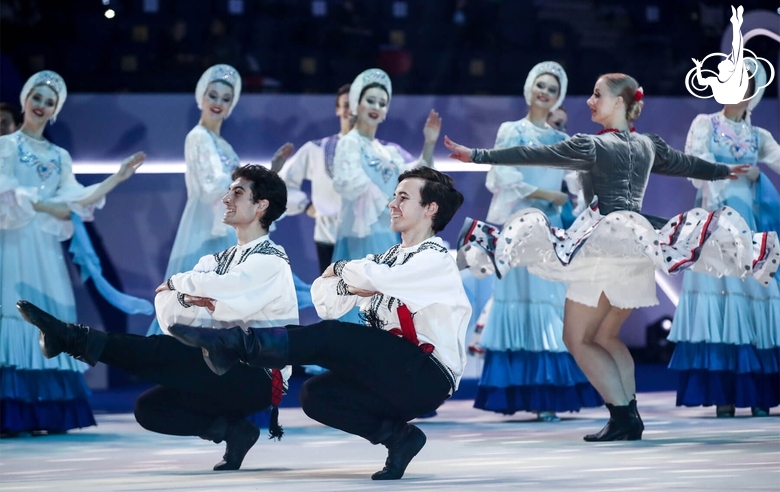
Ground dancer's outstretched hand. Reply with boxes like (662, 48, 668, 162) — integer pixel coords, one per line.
(444, 135, 473, 162)
(271, 142, 294, 173)
(116, 152, 146, 181)
(728, 164, 751, 180)
(423, 110, 442, 143)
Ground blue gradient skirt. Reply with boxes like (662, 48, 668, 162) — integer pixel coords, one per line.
(669, 342, 779, 408)
(1, 367, 96, 434)
(476, 350, 603, 413)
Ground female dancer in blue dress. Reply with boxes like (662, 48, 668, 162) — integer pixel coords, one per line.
(0, 71, 145, 434)
(148, 64, 296, 336)
(331, 69, 441, 323)
(669, 62, 780, 417)
(447, 73, 777, 441)
(474, 62, 602, 421)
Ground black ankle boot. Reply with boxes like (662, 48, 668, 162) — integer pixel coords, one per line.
(371, 422, 427, 480)
(168, 325, 288, 376)
(628, 398, 644, 434)
(200, 417, 260, 471)
(583, 403, 643, 442)
(16, 300, 107, 366)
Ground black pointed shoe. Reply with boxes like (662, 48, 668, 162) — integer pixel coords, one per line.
(16, 300, 106, 366)
(214, 419, 260, 471)
(371, 424, 427, 480)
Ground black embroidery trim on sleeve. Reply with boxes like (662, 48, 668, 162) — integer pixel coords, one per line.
(177, 292, 193, 308)
(166, 277, 176, 291)
(336, 279, 355, 296)
(333, 259, 348, 277)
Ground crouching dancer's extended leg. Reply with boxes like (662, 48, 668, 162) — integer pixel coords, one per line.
(170, 320, 454, 480)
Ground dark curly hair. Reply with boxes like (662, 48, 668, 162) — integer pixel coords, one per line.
(398, 167, 464, 233)
(231, 165, 287, 229)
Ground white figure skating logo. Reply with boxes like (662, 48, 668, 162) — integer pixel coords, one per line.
(685, 5, 774, 104)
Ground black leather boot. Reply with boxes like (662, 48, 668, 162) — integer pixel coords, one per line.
(200, 416, 260, 471)
(168, 325, 288, 376)
(628, 397, 644, 435)
(371, 422, 427, 480)
(583, 403, 643, 442)
(16, 300, 107, 366)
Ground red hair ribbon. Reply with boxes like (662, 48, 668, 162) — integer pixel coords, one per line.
(635, 87, 644, 102)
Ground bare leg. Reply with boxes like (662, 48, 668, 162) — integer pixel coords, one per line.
(562, 294, 630, 406)
(593, 307, 635, 400)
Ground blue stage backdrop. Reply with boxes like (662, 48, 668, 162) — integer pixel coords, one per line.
(47, 94, 778, 389)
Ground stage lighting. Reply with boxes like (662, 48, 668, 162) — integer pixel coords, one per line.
(104, 8, 115, 19)
(645, 316, 674, 363)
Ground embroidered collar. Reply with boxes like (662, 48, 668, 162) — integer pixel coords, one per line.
(597, 127, 635, 135)
(237, 234, 270, 252)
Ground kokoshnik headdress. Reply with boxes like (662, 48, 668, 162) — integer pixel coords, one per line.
(195, 64, 242, 118)
(523, 61, 568, 113)
(348, 68, 392, 115)
(20, 70, 67, 123)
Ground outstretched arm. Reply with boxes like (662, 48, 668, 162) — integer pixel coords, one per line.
(445, 134, 596, 171)
(648, 134, 746, 180)
(73, 152, 146, 206)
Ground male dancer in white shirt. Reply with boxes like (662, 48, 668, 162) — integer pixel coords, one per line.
(168, 167, 472, 481)
(16, 165, 296, 472)
(278, 84, 415, 272)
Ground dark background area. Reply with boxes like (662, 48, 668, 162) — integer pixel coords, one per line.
(2, 0, 778, 99)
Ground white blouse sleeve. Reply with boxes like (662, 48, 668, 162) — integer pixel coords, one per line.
(38, 150, 105, 241)
(185, 128, 232, 204)
(332, 135, 372, 200)
(169, 254, 292, 321)
(756, 127, 780, 175)
(310, 275, 367, 319)
(278, 141, 313, 215)
(340, 249, 463, 313)
(684, 114, 719, 191)
(0, 136, 38, 230)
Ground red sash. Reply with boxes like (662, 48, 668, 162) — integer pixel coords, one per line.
(389, 304, 435, 354)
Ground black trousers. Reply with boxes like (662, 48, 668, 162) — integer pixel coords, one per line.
(315, 241, 335, 273)
(289, 321, 453, 443)
(100, 334, 272, 437)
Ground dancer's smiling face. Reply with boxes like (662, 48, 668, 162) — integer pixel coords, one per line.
(530, 74, 560, 112)
(24, 85, 58, 125)
(356, 86, 389, 127)
(222, 177, 267, 227)
(587, 78, 621, 127)
(388, 177, 437, 234)
(201, 81, 233, 123)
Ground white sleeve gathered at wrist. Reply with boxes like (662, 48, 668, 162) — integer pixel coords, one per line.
(311, 275, 361, 319)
